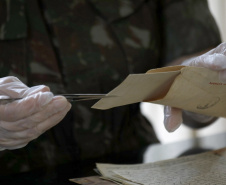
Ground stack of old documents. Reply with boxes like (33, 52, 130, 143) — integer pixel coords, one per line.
(95, 148, 226, 185)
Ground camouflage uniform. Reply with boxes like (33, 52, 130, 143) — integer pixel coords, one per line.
(0, 0, 221, 175)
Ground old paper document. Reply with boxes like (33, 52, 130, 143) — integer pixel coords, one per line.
(69, 176, 117, 185)
(96, 148, 226, 185)
(92, 66, 226, 118)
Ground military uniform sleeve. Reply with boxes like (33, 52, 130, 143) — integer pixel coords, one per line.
(0, 0, 27, 40)
(0, 0, 28, 80)
(160, 0, 221, 65)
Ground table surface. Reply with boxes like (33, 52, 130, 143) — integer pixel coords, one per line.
(1, 132, 226, 185)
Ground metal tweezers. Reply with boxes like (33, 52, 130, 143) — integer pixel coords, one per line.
(0, 94, 111, 105)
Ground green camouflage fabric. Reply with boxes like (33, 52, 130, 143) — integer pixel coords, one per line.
(0, 0, 221, 175)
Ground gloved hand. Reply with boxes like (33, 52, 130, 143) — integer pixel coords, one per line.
(164, 42, 226, 132)
(0, 76, 71, 150)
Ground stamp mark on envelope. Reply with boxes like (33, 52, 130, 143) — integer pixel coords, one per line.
(197, 97, 220, 109)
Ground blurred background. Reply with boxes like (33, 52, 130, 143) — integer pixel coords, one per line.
(141, 0, 226, 144)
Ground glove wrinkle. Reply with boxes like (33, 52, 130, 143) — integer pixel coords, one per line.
(0, 77, 71, 151)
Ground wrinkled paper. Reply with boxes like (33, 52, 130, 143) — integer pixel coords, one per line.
(96, 148, 226, 185)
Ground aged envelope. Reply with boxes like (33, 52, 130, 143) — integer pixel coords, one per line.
(92, 66, 226, 118)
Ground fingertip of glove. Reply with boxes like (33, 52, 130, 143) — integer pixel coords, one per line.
(38, 92, 54, 107)
(165, 120, 181, 132)
(52, 96, 71, 111)
(164, 107, 182, 132)
(164, 117, 181, 132)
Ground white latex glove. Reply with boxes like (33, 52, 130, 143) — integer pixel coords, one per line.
(0, 76, 71, 150)
(164, 42, 226, 132)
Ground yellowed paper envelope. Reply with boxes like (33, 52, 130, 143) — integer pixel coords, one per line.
(92, 66, 226, 117)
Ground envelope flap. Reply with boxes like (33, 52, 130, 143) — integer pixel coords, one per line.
(92, 68, 181, 110)
(146, 65, 185, 74)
